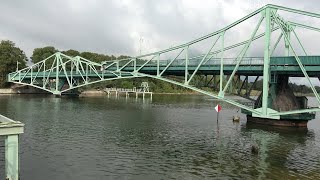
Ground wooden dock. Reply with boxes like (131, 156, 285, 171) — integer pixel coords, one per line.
(104, 87, 152, 99)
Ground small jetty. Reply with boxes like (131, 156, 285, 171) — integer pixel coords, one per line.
(105, 82, 153, 99)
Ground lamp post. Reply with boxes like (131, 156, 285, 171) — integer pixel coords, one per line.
(16, 61, 20, 71)
(139, 36, 143, 56)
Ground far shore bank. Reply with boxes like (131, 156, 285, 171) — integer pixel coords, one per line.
(0, 88, 316, 97)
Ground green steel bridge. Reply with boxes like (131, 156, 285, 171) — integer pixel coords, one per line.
(7, 4, 320, 121)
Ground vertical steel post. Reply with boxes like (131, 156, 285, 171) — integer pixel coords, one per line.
(285, 29, 291, 56)
(18, 71, 21, 83)
(76, 57, 79, 74)
(157, 54, 160, 76)
(55, 54, 59, 93)
(71, 60, 73, 87)
(184, 46, 189, 85)
(5, 135, 19, 180)
(102, 65, 104, 80)
(86, 64, 88, 83)
(43, 61, 46, 88)
(116, 61, 119, 72)
(219, 32, 225, 97)
(262, 8, 271, 116)
(30, 66, 33, 85)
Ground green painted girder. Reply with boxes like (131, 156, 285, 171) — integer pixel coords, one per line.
(9, 55, 320, 81)
(8, 72, 127, 81)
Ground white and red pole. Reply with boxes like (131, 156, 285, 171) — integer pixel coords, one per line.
(215, 104, 222, 121)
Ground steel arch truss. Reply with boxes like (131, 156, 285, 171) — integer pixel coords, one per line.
(8, 53, 142, 94)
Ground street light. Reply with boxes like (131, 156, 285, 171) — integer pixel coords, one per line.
(139, 36, 144, 56)
(16, 61, 21, 71)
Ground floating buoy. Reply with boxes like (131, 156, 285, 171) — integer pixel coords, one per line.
(251, 144, 259, 154)
(233, 116, 240, 122)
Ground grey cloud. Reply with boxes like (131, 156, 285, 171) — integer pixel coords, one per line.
(0, 1, 136, 57)
(0, 0, 320, 61)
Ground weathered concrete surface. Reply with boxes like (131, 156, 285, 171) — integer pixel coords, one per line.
(256, 75, 305, 111)
(271, 75, 301, 111)
(248, 75, 311, 127)
(0, 86, 48, 94)
(79, 90, 106, 97)
(247, 115, 308, 127)
(0, 89, 14, 94)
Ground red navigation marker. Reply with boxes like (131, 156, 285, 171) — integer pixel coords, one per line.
(215, 104, 222, 112)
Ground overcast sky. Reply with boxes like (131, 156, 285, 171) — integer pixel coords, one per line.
(1, 0, 319, 58)
(1, 0, 320, 85)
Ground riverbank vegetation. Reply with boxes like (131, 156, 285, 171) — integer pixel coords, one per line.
(0, 40, 27, 87)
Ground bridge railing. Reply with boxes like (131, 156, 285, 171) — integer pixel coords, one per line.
(110, 56, 265, 68)
(105, 87, 143, 92)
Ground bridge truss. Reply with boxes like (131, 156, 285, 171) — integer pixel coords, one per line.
(8, 4, 320, 119)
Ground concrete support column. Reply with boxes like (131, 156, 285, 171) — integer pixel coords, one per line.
(5, 135, 19, 180)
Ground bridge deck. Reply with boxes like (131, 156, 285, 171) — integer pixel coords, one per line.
(9, 56, 320, 81)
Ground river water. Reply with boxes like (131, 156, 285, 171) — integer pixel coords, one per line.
(0, 94, 319, 179)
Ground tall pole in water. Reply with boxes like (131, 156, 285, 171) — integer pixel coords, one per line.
(139, 36, 143, 56)
(215, 104, 221, 122)
(16, 61, 19, 71)
(217, 111, 219, 122)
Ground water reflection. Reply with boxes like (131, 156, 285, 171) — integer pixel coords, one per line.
(242, 123, 315, 179)
(0, 95, 319, 179)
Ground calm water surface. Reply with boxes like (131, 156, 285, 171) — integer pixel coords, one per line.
(0, 94, 319, 179)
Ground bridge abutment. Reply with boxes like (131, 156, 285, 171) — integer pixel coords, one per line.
(243, 75, 314, 127)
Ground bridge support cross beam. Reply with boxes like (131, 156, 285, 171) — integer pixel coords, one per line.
(261, 7, 272, 117)
(218, 32, 225, 97)
(184, 46, 189, 85)
(55, 54, 60, 92)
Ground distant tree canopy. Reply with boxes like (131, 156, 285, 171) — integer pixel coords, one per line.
(31, 46, 130, 64)
(0, 40, 27, 87)
(62, 49, 80, 57)
(80, 51, 113, 63)
(31, 46, 57, 64)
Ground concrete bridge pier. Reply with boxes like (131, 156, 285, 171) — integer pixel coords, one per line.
(244, 75, 314, 127)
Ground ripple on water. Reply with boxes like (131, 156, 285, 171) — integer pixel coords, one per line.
(0, 95, 320, 179)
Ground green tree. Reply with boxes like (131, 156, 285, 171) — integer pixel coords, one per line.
(117, 55, 131, 60)
(31, 46, 57, 68)
(62, 49, 80, 57)
(0, 40, 27, 87)
(80, 52, 112, 63)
